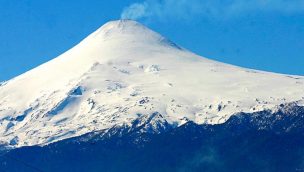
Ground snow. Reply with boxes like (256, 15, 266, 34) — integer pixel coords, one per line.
(0, 20, 303, 147)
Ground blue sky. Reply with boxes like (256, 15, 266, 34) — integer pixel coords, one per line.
(0, 0, 304, 81)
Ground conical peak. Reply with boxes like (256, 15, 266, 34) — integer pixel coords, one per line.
(99, 19, 147, 32)
(89, 20, 167, 45)
(84, 20, 183, 51)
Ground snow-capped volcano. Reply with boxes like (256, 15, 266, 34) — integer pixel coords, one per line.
(0, 20, 303, 147)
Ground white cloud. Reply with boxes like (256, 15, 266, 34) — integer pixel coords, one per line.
(120, 0, 304, 21)
(121, 3, 149, 20)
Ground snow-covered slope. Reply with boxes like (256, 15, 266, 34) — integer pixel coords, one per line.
(0, 20, 303, 147)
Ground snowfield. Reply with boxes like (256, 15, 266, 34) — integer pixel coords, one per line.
(0, 20, 303, 147)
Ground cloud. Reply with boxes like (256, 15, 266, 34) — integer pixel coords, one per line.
(121, 0, 304, 21)
(121, 3, 149, 20)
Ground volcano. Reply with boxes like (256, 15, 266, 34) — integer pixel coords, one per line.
(0, 20, 303, 149)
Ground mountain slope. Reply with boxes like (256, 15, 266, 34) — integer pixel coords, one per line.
(0, 20, 303, 147)
(2, 104, 304, 172)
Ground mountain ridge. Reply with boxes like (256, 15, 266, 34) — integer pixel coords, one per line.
(2, 103, 304, 171)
